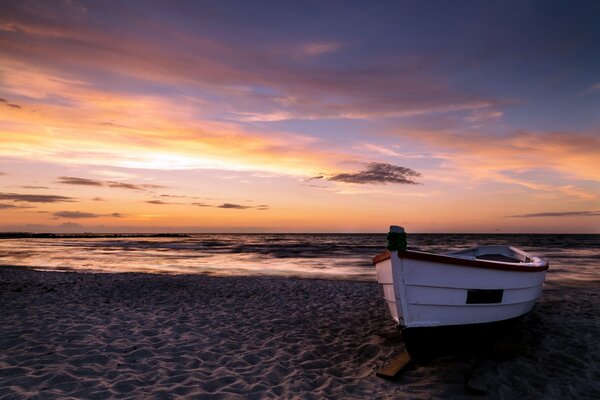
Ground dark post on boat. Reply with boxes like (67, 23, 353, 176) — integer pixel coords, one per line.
(386, 226, 407, 251)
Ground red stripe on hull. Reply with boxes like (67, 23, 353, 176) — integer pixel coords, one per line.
(372, 250, 549, 272)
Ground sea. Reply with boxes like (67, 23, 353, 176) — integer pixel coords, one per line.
(0, 234, 598, 283)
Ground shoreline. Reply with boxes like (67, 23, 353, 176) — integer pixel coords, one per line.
(0, 264, 378, 283)
(3, 263, 598, 288)
(1, 267, 599, 399)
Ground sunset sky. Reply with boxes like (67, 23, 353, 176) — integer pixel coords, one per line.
(1, 0, 599, 233)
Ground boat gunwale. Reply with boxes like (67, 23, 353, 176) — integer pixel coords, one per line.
(372, 249, 549, 272)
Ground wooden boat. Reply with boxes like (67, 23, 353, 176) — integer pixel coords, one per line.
(373, 233, 549, 356)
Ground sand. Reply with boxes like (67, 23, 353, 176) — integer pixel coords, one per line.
(1, 267, 599, 399)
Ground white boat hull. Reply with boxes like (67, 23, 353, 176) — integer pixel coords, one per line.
(374, 247, 548, 329)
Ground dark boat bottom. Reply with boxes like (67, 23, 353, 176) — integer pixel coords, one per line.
(401, 316, 524, 361)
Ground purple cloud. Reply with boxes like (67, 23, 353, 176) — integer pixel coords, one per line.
(57, 176, 165, 191)
(327, 163, 421, 185)
(0, 192, 75, 203)
(53, 211, 101, 218)
(509, 211, 600, 218)
(0, 203, 32, 210)
(53, 211, 125, 218)
(57, 176, 103, 186)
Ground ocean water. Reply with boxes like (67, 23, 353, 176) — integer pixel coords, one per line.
(0, 234, 598, 282)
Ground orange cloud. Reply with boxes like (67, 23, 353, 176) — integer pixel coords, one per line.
(385, 128, 600, 201)
(0, 64, 366, 177)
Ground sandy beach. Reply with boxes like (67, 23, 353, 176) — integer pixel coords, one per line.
(1, 267, 599, 399)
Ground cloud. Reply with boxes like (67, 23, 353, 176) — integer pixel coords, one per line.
(579, 83, 600, 96)
(53, 211, 101, 218)
(327, 162, 421, 185)
(21, 185, 50, 189)
(0, 72, 345, 176)
(146, 200, 180, 205)
(0, 2, 506, 123)
(57, 176, 103, 186)
(0, 202, 32, 209)
(192, 202, 269, 210)
(92, 196, 105, 201)
(218, 203, 252, 209)
(398, 129, 600, 190)
(0, 172, 5, 175)
(53, 211, 125, 218)
(160, 194, 195, 199)
(57, 176, 165, 191)
(0, 97, 21, 109)
(218, 203, 269, 210)
(464, 109, 503, 124)
(59, 222, 84, 229)
(106, 181, 165, 191)
(508, 210, 600, 218)
(0, 192, 75, 203)
(300, 41, 342, 56)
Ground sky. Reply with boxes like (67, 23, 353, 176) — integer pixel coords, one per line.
(0, 0, 599, 233)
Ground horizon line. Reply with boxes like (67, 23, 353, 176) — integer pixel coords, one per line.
(1, 231, 598, 235)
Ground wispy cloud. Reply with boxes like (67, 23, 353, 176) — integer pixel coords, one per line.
(221, 203, 269, 210)
(299, 41, 342, 56)
(324, 162, 421, 185)
(0, 70, 344, 176)
(106, 181, 165, 190)
(464, 109, 503, 124)
(53, 211, 124, 219)
(0, 98, 21, 109)
(146, 200, 181, 205)
(399, 129, 600, 189)
(191, 202, 269, 210)
(57, 176, 165, 191)
(21, 185, 50, 189)
(508, 210, 600, 218)
(0, 192, 75, 203)
(57, 176, 103, 186)
(0, 2, 505, 123)
(0, 203, 32, 209)
(53, 211, 101, 219)
(579, 83, 600, 96)
(218, 203, 252, 209)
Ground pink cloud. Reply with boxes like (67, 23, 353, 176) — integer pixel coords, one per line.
(0, 3, 504, 121)
(300, 41, 342, 56)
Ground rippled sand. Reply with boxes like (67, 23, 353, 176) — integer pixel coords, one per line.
(1, 267, 599, 399)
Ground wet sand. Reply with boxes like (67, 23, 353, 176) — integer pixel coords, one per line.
(1, 267, 599, 399)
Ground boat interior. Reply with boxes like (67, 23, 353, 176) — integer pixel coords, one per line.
(445, 245, 531, 264)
